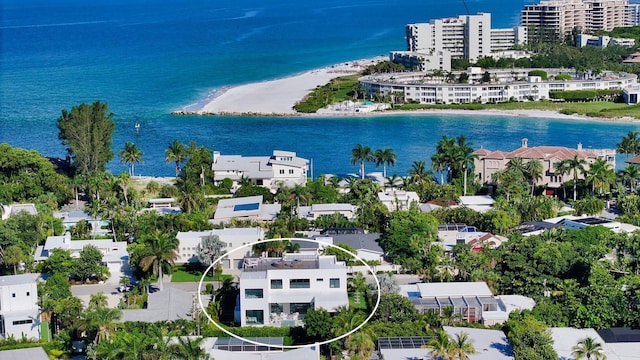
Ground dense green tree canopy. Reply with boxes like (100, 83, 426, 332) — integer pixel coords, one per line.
(57, 101, 115, 176)
(0, 143, 72, 205)
(381, 209, 438, 271)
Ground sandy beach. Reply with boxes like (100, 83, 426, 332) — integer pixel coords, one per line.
(196, 57, 385, 115)
(188, 58, 638, 123)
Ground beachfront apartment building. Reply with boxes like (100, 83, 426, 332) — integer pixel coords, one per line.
(389, 50, 452, 72)
(521, 0, 631, 41)
(358, 68, 638, 105)
(175, 227, 264, 269)
(405, 13, 527, 62)
(576, 34, 636, 47)
(238, 254, 348, 327)
(0, 274, 40, 340)
(474, 138, 616, 196)
(631, 3, 640, 25)
(211, 150, 308, 193)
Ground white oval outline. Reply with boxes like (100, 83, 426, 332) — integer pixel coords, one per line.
(197, 237, 381, 349)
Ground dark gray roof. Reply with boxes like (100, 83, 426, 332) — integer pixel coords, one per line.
(120, 287, 197, 323)
(516, 221, 562, 234)
(597, 328, 640, 343)
(329, 233, 383, 254)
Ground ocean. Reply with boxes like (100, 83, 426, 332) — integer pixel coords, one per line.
(1, 0, 639, 177)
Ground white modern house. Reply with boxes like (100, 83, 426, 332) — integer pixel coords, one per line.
(400, 281, 535, 326)
(238, 254, 348, 327)
(34, 234, 129, 280)
(211, 150, 309, 193)
(175, 227, 264, 269)
(0, 274, 40, 340)
(378, 190, 420, 212)
(212, 196, 281, 224)
(0, 203, 37, 220)
(297, 203, 358, 221)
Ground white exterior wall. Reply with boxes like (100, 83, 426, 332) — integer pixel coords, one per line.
(239, 256, 348, 327)
(176, 228, 263, 268)
(465, 13, 492, 61)
(360, 71, 637, 105)
(390, 51, 452, 72)
(0, 276, 40, 340)
(631, 3, 640, 25)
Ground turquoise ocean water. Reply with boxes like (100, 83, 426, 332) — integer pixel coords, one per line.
(1, 0, 639, 177)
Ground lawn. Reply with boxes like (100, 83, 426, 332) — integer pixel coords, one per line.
(349, 291, 368, 310)
(393, 101, 640, 119)
(40, 321, 50, 342)
(171, 269, 232, 283)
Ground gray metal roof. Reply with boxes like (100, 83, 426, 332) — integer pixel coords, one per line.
(0, 274, 36, 286)
(328, 233, 383, 254)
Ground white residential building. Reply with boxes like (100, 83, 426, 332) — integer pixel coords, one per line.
(175, 227, 264, 269)
(211, 150, 309, 193)
(577, 34, 636, 47)
(378, 189, 420, 212)
(297, 203, 357, 221)
(631, 3, 640, 25)
(212, 196, 281, 224)
(521, 0, 631, 41)
(238, 254, 348, 327)
(0, 274, 40, 340)
(400, 281, 535, 325)
(359, 69, 638, 105)
(0, 203, 37, 220)
(389, 50, 452, 72)
(405, 13, 526, 62)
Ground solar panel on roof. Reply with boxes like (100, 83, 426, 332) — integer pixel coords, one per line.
(378, 337, 434, 349)
(233, 203, 260, 211)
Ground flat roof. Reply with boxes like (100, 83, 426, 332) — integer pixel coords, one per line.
(416, 282, 493, 297)
(0, 273, 37, 286)
(444, 326, 514, 360)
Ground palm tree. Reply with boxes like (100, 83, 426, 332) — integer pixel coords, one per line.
(117, 171, 131, 204)
(165, 139, 187, 178)
(449, 331, 476, 360)
(82, 306, 122, 344)
(426, 329, 452, 360)
(572, 337, 606, 360)
(351, 144, 374, 180)
(384, 174, 402, 189)
(170, 336, 205, 360)
(586, 158, 615, 195)
(4, 245, 24, 274)
(345, 330, 375, 360)
(617, 131, 639, 160)
(374, 147, 397, 178)
(556, 155, 587, 202)
(524, 159, 544, 195)
(456, 145, 478, 196)
(408, 160, 432, 185)
(118, 142, 143, 176)
(621, 165, 640, 192)
(140, 230, 179, 291)
(432, 135, 456, 183)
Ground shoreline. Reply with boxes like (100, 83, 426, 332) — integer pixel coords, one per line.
(173, 59, 639, 124)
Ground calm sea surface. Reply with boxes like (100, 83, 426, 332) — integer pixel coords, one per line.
(2, 0, 639, 177)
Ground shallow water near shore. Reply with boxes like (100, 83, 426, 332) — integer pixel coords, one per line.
(1, 0, 639, 177)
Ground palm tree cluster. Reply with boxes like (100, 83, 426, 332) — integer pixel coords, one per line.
(617, 131, 640, 160)
(430, 135, 477, 195)
(351, 144, 396, 180)
(425, 330, 476, 360)
(91, 328, 207, 360)
(492, 157, 544, 200)
(118, 142, 144, 176)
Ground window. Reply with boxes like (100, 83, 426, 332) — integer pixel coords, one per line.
(290, 279, 310, 288)
(316, 278, 323, 282)
(12, 319, 33, 325)
(245, 310, 264, 325)
(288, 169, 294, 174)
(279, 169, 284, 174)
(245, 289, 264, 299)
(12, 293, 15, 298)
(270, 303, 283, 314)
(270, 279, 283, 289)
(290, 303, 311, 315)
(330, 278, 340, 288)
(26, 292, 30, 296)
